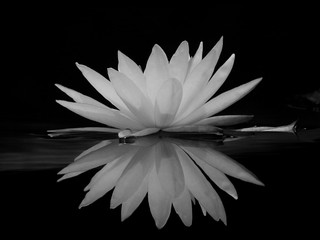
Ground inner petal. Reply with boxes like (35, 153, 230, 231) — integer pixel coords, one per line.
(154, 78, 183, 128)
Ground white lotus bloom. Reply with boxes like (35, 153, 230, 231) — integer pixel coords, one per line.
(56, 38, 262, 138)
(58, 135, 264, 228)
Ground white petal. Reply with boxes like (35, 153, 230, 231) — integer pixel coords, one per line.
(111, 146, 155, 208)
(55, 84, 107, 108)
(181, 145, 264, 186)
(154, 78, 183, 127)
(79, 155, 132, 208)
(48, 127, 120, 135)
(148, 165, 172, 229)
(185, 37, 223, 85)
(175, 54, 235, 121)
(155, 141, 185, 198)
(56, 100, 144, 130)
(172, 188, 193, 227)
(200, 204, 207, 216)
(57, 171, 83, 182)
(188, 41, 203, 73)
(176, 37, 223, 118)
(191, 155, 238, 199)
(201, 54, 235, 101)
(75, 63, 132, 116)
(145, 44, 170, 104)
(194, 115, 253, 126)
(118, 51, 147, 94)
(169, 41, 190, 82)
(175, 145, 226, 224)
(109, 68, 155, 127)
(121, 175, 148, 221)
(175, 78, 262, 126)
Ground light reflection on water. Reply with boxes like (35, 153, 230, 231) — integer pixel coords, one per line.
(1, 128, 319, 171)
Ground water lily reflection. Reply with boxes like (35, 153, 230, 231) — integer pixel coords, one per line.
(58, 134, 263, 228)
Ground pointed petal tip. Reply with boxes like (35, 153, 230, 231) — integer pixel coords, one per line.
(155, 221, 165, 229)
(121, 215, 127, 222)
(55, 100, 64, 105)
(57, 168, 65, 175)
(216, 36, 223, 47)
(110, 196, 121, 209)
(78, 201, 84, 209)
(256, 180, 265, 186)
(54, 84, 69, 93)
(117, 50, 125, 58)
(152, 44, 166, 55)
(75, 62, 85, 71)
(255, 77, 263, 83)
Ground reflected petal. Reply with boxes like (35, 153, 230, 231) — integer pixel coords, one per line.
(79, 154, 132, 208)
(83, 149, 136, 191)
(111, 146, 155, 208)
(58, 141, 137, 174)
(192, 155, 238, 199)
(121, 176, 148, 221)
(148, 165, 172, 229)
(75, 140, 112, 161)
(175, 144, 226, 224)
(57, 131, 266, 228)
(155, 141, 185, 198)
(181, 145, 264, 186)
(172, 188, 193, 227)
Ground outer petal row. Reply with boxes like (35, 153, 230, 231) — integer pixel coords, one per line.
(174, 78, 262, 126)
(56, 100, 144, 130)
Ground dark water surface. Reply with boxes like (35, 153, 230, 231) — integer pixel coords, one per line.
(1, 120, 319, 238)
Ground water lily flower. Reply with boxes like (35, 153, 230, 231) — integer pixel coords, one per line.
(55, 38, 262, 138)
(58, 135, 264, 228)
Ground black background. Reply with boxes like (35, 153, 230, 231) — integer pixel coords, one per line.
(1, 5, 319, 238)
